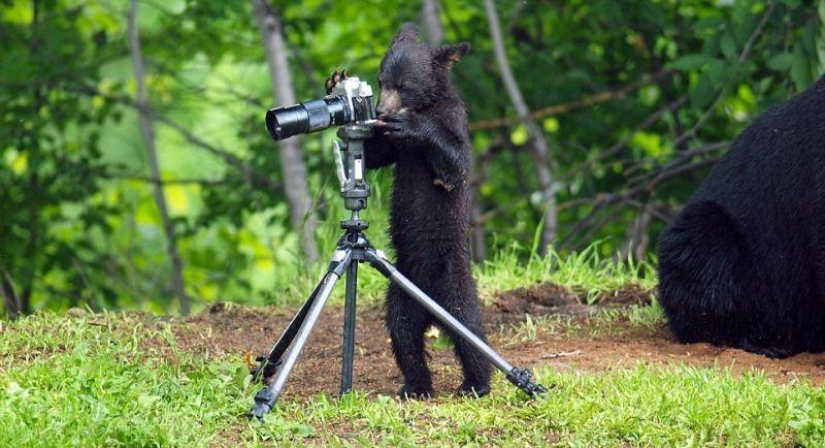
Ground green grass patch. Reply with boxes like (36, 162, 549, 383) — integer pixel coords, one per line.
(477, 243, 657, 304)
(0, 313, 251, 447)
(252, 241, 656, 311)
(247, 365, 824, 447)
(2, 311, 824, 446)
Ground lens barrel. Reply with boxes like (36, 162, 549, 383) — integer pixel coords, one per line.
(265, 96, 351, 140)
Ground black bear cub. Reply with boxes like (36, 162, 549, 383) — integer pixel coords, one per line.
(658, 75, 825, 358)
(345, 22, 490, 398)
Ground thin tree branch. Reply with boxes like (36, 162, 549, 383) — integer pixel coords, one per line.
(557, 154, 719, 248)
(469, 70, 675, 131)
(626, 141, 728, 184)
(129, 0, 192, 315)
(94, 169, 231, 187)
(483, 0, 557, 253)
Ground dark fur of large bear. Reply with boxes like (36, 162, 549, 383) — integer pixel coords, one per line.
(657, 75, 825, 358)
(359, 23, 492, 398)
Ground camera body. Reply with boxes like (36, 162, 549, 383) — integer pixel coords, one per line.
(265, 77, 376, 140)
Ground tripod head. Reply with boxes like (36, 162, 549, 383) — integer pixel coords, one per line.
(334, 124, 374, 231)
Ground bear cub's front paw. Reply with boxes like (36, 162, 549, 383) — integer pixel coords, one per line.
(325, 68, 349, 95)
(376, 112, 418, 138)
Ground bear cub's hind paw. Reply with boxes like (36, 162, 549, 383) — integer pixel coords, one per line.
(397, 385, 433, 400)
(456, 382, 490, 398)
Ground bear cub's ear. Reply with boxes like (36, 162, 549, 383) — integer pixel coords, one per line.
(433, 42, 470, 70)
(392, 22, 420, 46)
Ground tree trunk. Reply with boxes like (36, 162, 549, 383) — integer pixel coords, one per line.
(621, 206, 652, 262)
(1, 266, 20, 320)
(128, 0, 192, 315)
(483, 0, 557, 255)
(420, 0, 444, 44)
(251, 0, 318, 263)
(469, 156, 489, 262)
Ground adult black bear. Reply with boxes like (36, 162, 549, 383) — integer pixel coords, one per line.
(657, 75, 825, 358)
(355, 22, 490, 398)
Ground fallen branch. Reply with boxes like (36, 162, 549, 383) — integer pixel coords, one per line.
(542, 349, 582, 359)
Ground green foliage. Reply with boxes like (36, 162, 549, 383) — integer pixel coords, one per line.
(0, 1, 124, 314)
(0, 0, 822, 314)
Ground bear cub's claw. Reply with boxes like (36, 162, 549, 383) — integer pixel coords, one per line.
(325, 68, 349, 95)
(397, 385, 433, 400)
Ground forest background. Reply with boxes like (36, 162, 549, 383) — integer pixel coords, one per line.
(1, 0, 823, 317)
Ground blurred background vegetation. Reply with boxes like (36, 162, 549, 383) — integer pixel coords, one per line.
(1, 0, 822, 316)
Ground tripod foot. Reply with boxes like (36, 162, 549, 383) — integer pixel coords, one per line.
(506, 367, 550, 399)
(248, 388, 276, 421)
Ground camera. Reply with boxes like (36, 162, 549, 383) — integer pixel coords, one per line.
(265, 76, 376, 140)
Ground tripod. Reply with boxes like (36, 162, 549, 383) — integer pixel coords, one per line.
(249, 124, 547, 420)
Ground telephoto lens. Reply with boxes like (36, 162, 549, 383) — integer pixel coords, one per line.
(265, 97, 350, 140)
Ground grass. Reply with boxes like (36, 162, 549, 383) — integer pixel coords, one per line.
(272, 238, 657, 310)
(2, 250, 824, 447)
(5, 310, 821, 448)
(0, 314, 250, 447)
(477, 243, 657, 305)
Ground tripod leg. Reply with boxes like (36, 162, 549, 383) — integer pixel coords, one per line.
(252, 282, 324, 381)
(340, 259, 358, 395)
(249, 250, 353, 420)
(364, 248, 548, 398)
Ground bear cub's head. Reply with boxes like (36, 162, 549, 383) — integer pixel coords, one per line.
(375, 22, 470, 118)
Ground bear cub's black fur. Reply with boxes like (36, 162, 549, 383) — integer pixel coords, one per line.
(657, 75, 825, 358)
(357, 23, 490, 398)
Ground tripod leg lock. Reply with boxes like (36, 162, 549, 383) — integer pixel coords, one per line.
(250, 356, 282, 383)
(329, 249, 353, 277)
(363, 249, 394, 277)
(506, 367, 550, 399)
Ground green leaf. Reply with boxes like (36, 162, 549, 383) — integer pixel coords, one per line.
(690, 72, 716, 110)
(166, 0, 187, 15)
(510, 124, 529, 145)
(791, 43, 812, 91)
(668, 54, 715, 71)
(767, 53, 794, 72)
(631, 132, 663, 157)
(543, 117, 560, 134)
(706, 59, 728, 88)
(720, 33, 737, 60)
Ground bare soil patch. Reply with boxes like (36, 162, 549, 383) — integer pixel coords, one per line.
(165, 283, 825, 402)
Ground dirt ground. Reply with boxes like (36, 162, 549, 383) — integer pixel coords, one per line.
(169, 282, 825, 402)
